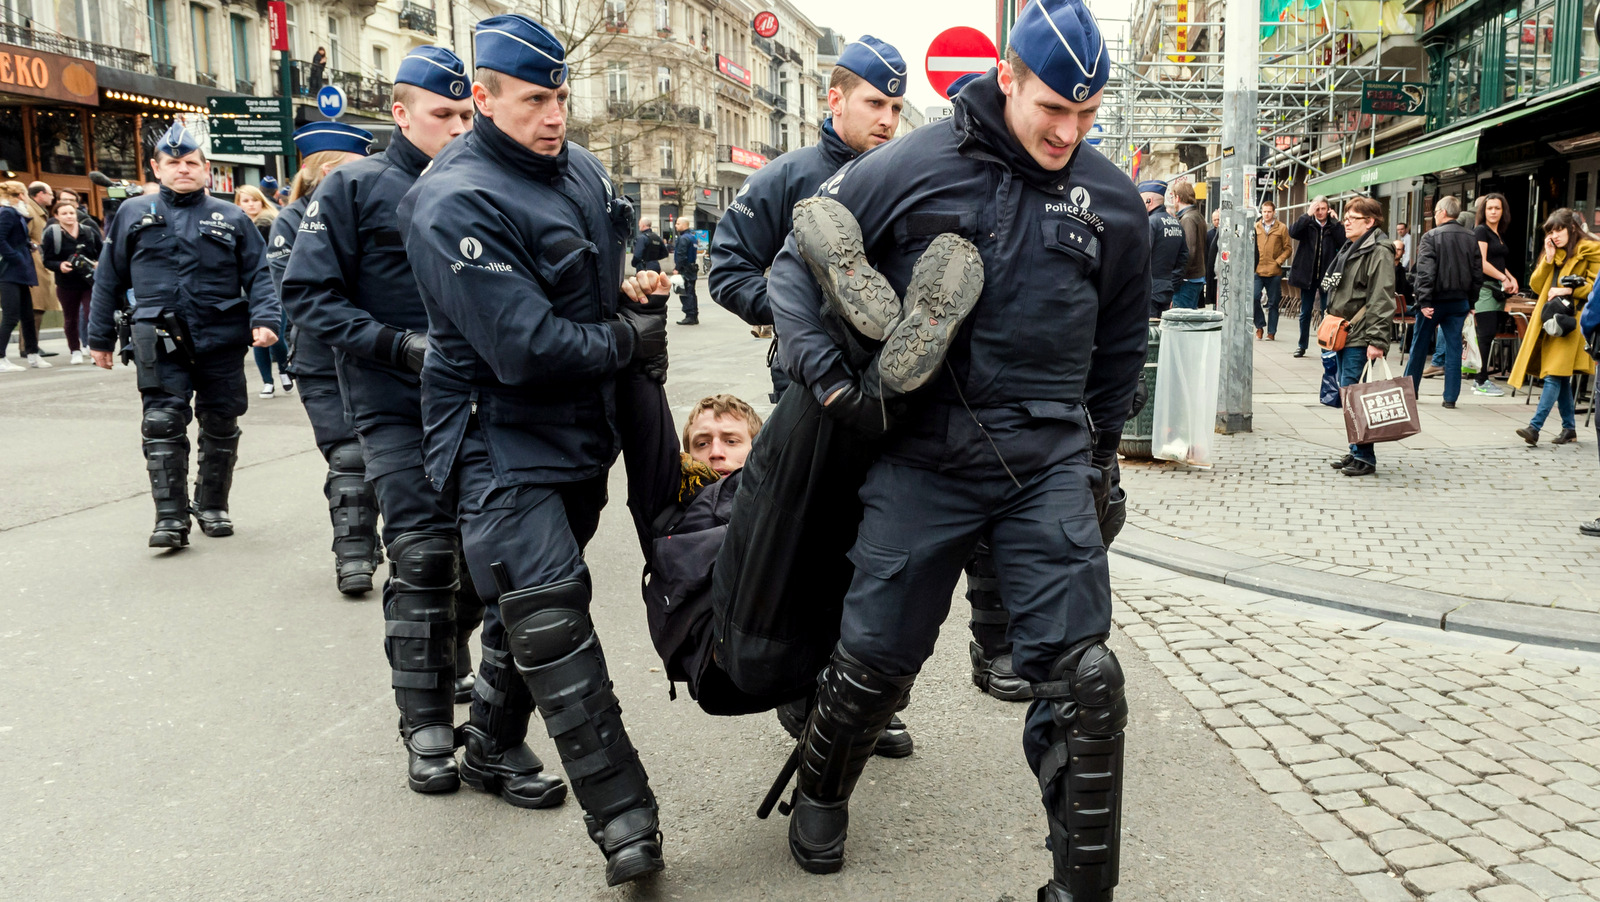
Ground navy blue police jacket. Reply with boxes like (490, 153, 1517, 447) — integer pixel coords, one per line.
(400, 115, 636, 490)
(267, 197, 332, 379)
(280, 132, 433, 475)
(1148, 205, 1188, 314)
(87, 186, 276, 354)
(708, 120, 857, 326)
(631, 228, 664, 270)
(673, 230, 698, 275)
(769, 74, 1151, 477)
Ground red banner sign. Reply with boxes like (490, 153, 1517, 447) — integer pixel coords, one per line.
(268, 2, 289, 52)
(717, 54, 752, 86)
(730, 146, 767, 169)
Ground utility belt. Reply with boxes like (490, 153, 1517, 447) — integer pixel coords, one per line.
(130, 309, 197, 390)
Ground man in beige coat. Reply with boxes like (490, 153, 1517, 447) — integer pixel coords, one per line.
(1253, 200, 1291, 339)
(25, 182, 57, 353)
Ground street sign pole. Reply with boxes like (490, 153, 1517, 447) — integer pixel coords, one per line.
(280, 49, 296, 180)
(1216, 0, 1260, 434)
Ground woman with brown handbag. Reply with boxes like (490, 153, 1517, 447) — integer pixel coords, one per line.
(1322, 196, 1396, 477)
(1510, 209, 1600, 446)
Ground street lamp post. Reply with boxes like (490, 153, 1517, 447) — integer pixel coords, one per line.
(1215, 0, 1260, 433)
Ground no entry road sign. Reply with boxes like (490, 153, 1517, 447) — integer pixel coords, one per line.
(925, 26, 998, 98)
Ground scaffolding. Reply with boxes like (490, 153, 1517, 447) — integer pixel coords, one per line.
(1097, 0, 1421, 202)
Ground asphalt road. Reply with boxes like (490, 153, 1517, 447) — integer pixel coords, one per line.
(0, 304, 1361, 900)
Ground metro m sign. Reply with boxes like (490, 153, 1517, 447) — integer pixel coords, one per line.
(268, 2, 289, 52)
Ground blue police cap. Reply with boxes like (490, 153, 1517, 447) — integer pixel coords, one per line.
(474, 15, 568, 89)
(260, 175, 278, 195)
(293, 121, 374, 157)
(396, 45, 470, 101)
(1010, 0, 1108, 104)
(154, 120, 203, 158)
(1137, 180, 1168, 196)
(837, 35, 907, 98)
(945, 72, 983, 100)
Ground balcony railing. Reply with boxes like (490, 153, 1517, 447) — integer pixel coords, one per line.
(273, 60, 392, 113)
(399, 1, 436, 35)
(0, 22, 151, 73)
(758, 142, 782, 160)
(754, 85, 786, 111)
(235, 78, 255, 96)
(155, 62, 177, 79)
(195, 71, 219, 88)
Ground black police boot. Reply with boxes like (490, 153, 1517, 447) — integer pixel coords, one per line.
(965, 543, 1032, 702)
(792, 197, 902, 340)
(676, 314, 699, 326)
(384, 533, 461, 794)
(877, 232, 985, 395)
(1034, 638, 1128, 902)
(459, 643, 568, 809)
(778, 697, 914, 759)
(504, 579, 663, 886)
(325, 440, 380, 596)
(191, 418, 240, 538)
(788, 645, 916, 875)
(141, 409, 191, 549)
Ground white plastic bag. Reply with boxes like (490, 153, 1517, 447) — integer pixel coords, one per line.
(1152, 309, 1224, 467)
(1461, 314, 1481, 374)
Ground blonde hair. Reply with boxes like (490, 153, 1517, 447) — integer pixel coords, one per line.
(289, 151, 355, 202)
(0, 180, 28, 201)
(681, 395, 763, 452)
(234, 185, 276, 220)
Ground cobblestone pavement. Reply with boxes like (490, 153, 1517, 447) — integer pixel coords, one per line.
(1121, 342, 1600, 613)
(1114, 559, 1600, 902)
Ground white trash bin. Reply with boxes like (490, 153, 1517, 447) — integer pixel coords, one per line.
(1152, 308, 1223, 467)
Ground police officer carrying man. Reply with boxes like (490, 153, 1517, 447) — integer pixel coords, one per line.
(88, 122, 279, 549)
(767, 1, 1148, 897)
(671, 216, 699, 325)
(1141, 179, 1188, 318)
(708, 34, 907, 404)
(282, 47, 494, 796)
(266, 121, 380, 596)
(400, 14, 669, 887)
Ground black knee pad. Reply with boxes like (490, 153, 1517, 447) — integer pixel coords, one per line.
(327, 439, 365, 474)
(196, 412, 239, 438)
(142, 408, 186, 440)
(500, 578, 592, 668)
(388, 533, 459, 593)
(1040, 638, 1127, 736)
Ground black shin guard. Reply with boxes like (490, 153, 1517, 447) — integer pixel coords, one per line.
(460, 645, 567, 810)
(501, 578, 661, 885)
(141, 410, 191, 547)
(192, 415, 240, 537)
(966, 542, 1032, 701)
(789, 645, 916, 874)
(384, 532, 460, 793)
(325, 440, 379, 594)
(1033, 637, 1127, 902)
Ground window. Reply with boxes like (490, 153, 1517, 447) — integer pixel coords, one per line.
(0, 1, 30, 26)
(1442, 40, 1482, 122)
(605, 0, 627, 31)
(147, 0, 171, 67)
(1502, 2, 1557, 102)
(659, 140, 674, 177)
(35, 109, 87, 174)
(607, 62, 629, 104)
(610, 144, 631, 176)
(1581, 0, 1598, 80)
(656, 0, 670, 32)
(190, 4, 214, 77)
(91, 113, 139, 180)
(373, 45, 388, 72)
(657, 66, 672, 96)
(74, 0, 103, 43)
(230, 15, 251, 90)
(780, 122, 789, 152)
(0, 107, 25, 172)
(283, 2, 298, 57)
(328, 16, 341, 71)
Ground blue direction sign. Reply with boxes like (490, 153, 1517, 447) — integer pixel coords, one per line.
(316, 84, 347, 120)
(1087, 122, 1105, 146)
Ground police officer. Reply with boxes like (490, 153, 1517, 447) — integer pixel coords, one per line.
(400, 14, 668, 887)
(631, 219, 667, 273)
(767, 2, 1147, 897)
(282, 47, 496, 796)
(267, 121, 379, 596)
(671, 216, 699, 324)
(1141, 179, 1188, 318)
(708, 34, 907, 403)
(87, 122, 278, 548)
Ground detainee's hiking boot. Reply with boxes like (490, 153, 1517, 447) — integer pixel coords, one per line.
(878, 232, 985, 394)
(792, 197, 901, 340)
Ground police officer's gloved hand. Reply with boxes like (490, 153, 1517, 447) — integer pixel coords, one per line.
(398, 331, 427, 374)
(615, 298, 668, 363)
(823, 383, 896, 437)
(1091, 448, 1126, 548)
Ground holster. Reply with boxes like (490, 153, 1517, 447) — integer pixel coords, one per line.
(116, 308, 135, 365)
(130, 321, 163, 391)
(158, 310, 197, 369)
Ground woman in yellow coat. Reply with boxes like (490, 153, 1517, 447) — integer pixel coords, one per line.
(1511, 208, 1600, 445)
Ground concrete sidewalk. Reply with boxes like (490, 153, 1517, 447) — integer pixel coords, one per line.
(1120, 332, 1600, 650)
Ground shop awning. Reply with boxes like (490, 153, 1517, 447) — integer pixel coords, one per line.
(1306, 104, 1535, 196)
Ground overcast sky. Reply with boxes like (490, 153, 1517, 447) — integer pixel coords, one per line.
(790, 0, 1134, 113)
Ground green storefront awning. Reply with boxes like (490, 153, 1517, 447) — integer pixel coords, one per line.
(1306, 102, 1549, 196)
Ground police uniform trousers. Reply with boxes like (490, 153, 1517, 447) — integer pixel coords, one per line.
(298, 373, 356, 457)
(298, 370, 382, 588)
(142, 347, 249, 423)
(677, 265, 698, 318)
(841, 457, 1110, 769)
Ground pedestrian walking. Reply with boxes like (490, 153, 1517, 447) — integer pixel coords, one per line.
(1289, 195, 1343, 357)
(40, 199, 101, 365)
(1512, 208, 1600, 446)
(267, 121, 378, 596)
(1141, 179, 1187, 317)
(672, 215, 699, 324)
(0, 181, 44, 372)
(1324, 197, 1396, 477)
(1254, 200, 1291, 340)
(1469, 193, 1517, 396)
(86, 122, 279, 547)
(1171, 180, 1207, 308)
(400, 16, 669, 886)
(1396, 221, 1412, 268)
(237, 185, 290, 398)
(24, 182, 58, 356)
(282, 46, 487, 796)
(631, 219, 668, 273)
(1404, 196, 1483, 409)
(1206, 208, 1220, 307)
(766, 0, 1148, 894)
